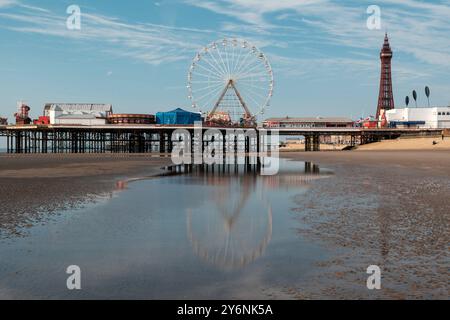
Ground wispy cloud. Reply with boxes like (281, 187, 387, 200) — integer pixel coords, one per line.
(1, 0, 449, 80)
(185, 0, 450, 71)
(0, 3, 209, 65)
(0, 0, 17, 8)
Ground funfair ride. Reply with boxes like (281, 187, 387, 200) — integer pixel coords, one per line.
(188, 38, 273, 127)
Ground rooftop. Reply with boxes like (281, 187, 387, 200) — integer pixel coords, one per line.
(44, 103, 113, 113)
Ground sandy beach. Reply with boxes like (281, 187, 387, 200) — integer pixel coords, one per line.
(281, 137, 450, 152)
(284, 150, 450, 299)
(356, 137, 450, 151)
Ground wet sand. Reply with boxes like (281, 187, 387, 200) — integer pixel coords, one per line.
(284, 151, 450, 299)
(281, 142, 347, 152)
(0, 154, 171, 237)
(0, 151, 448, 299)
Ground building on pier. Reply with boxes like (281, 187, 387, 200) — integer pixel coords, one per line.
(44, 103, 113, 125)
(262, 116, 354, 129)
(386, 106, 450, 129)
(156, 108, 202, 125)
(14, 102, 32, 125)
(107, 114, 155, 124)
(51, 113, 109, 126)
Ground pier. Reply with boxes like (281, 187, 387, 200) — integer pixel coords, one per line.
(0, 124, 443, 154)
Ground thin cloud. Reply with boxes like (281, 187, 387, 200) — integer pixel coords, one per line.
(185, 0, 450, 70)
(0, 0, 17, 8)
(1, 0, 449, 81)
(0, 4, 206, 65)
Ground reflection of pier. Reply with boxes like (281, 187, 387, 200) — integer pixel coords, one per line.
(305, 162, 319, 174)
(0, 125, 442, 153)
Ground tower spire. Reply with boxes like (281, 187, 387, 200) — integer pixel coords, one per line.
(376, 33, 395, 122)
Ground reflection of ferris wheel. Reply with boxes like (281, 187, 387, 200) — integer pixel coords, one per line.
(188, 38, 274, 123)
(186, 177, 272, 270)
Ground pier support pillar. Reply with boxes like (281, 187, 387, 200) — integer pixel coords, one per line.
(312, 135, 320, 151)
(159, 131, 166, 153)
(15, 131, 22, 154)
(305, 135, 320, 152)
(305, 135, 311, 152)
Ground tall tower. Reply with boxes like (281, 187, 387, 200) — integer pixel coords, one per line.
(376, 33, 395, 120)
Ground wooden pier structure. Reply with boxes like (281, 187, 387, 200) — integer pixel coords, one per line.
(0, 124, 443, 154)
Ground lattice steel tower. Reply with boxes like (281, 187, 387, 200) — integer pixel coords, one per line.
(376, 33, 395, 119)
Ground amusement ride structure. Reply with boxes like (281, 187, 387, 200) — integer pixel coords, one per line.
(188, 38, 274, 126)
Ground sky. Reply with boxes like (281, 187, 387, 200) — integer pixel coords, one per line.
(0, 0, 449, 122)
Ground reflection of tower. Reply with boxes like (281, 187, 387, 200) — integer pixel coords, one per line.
(376, 33, 395, 120)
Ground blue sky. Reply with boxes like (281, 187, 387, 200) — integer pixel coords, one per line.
(0, 0, 449, 121)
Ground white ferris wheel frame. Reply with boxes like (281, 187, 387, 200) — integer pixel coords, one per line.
(187, 38, 274, 120)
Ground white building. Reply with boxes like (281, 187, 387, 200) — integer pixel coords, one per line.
(44, 103, 112, 125)
(386, 106, 450, 129)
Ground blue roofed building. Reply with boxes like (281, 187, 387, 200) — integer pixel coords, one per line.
(156, 108, 202, 125)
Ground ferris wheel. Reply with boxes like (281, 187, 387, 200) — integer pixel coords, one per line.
(187, 38, 274, 124)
